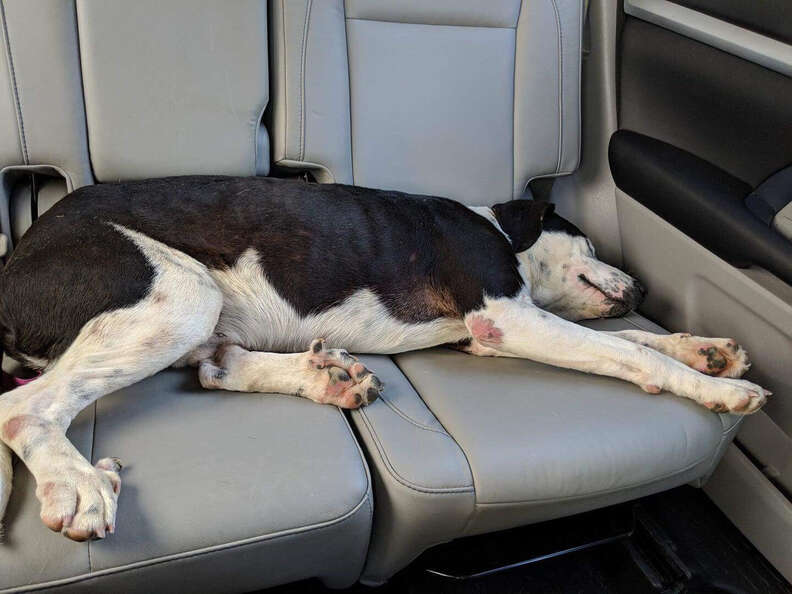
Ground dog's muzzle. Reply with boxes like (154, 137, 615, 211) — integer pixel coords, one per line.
(607, 278, 647, 317)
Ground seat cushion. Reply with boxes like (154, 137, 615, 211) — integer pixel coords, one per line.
(393, 313, 739, 536)
(352, 313, 740, 584)
(0, 369, 372, 593)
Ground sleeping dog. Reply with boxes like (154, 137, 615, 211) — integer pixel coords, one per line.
(0, 176, 769, 541)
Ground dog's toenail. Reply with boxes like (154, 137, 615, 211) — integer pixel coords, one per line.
(366, 387, 380, 403)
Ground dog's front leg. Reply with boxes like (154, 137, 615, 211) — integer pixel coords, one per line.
(603, 329, 751, 379)
(464, 296, 769, 414)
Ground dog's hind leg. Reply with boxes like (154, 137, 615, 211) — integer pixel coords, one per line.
(601, 329, 751, 378)
(0, 228, 222, 540)
(463, 295, 770, 414)
(198, 339, 384, 409)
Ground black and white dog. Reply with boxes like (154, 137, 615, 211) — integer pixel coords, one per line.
(0, 176, 768, 541)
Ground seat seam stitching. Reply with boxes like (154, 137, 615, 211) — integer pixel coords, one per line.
(550, 0, 563, 174)
(475, 450, 715, 506)
(280, 0, 289, 160)
(0, 0, 29, 164)
(4, 407, 373, 592)
(69, 1, 89, 188)
(334, 405, 373, 503)
(377, 393, 450, 435)
(622, 315, 661, 334)
(344, 16, 517, 30)
(355, 408, 473, 493)
(1, 497, 372, 593)
(390, 355, 478, 494)
(298, 0, 312, 162)
(344, 8, 354, 183)
(511, 1, 521, 198)
(333, 405, 374, 550)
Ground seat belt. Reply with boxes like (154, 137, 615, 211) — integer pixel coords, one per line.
(29, 172, 39, 223)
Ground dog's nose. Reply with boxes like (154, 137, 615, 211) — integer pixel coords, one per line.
(634, 278, 647, 298)
(626, 278, 647, 309)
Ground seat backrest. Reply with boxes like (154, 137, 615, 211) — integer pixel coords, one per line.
(76, 0, 270, 182)
(270, 0, 584, 204)
(0, 0, 272, 248)
(0, 0, 92, 189)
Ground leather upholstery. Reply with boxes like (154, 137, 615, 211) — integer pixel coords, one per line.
(350, 356, 475, 585)
(76, 0, 270, 181)
(0, 0, 92, 249)
(351, 314, 740, 583)
(1, 6, 377, 590)
(1, 0, 744, 590)
(0, 369, 372, 593)
(0, 0, 92, 189)
(269, 0, 583, 203)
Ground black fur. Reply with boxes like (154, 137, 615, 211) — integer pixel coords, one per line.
(542, 211, 586, 238)
(491, 199, 556, 252)
(0, 217, 154, 366)
(0, 176, 529, 364)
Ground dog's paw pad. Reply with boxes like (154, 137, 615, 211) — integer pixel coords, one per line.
(677, 336, 751, 379)
(307, 339, 357, 370)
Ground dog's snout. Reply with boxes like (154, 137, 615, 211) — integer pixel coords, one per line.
(626, 278, 647, 308)
(634, 278, 647, 298)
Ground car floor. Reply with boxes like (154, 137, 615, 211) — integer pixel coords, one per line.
(265, 486, 791, 594)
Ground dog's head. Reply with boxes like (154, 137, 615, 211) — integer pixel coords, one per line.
(491, 199, 646, 321)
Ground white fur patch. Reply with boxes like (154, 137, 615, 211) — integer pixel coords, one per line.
(209, 249, 469, 354)
(0, 225, 224, 538)
(466, 294, 769, 413)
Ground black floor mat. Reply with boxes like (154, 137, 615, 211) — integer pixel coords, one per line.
(264, 486, 791, 594)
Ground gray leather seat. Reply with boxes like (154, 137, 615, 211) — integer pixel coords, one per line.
(269, 0, 742, 584)
(0, 370, 372, 593)
(0, 0, 746, 590)
(270, 0, 583, 203)
(352, 315, 740, 583)
(0, 2, 373, 591)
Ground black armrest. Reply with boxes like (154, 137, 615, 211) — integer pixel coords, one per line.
(609, 130, 792, 285)
(745, 165, 792, 242)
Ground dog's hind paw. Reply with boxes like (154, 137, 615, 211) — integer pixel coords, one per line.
(37, 457, 122, 541)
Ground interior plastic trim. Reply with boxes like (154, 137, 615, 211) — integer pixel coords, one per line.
(624, 0, 792, 77)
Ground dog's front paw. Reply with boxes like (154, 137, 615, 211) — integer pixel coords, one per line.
(37, 457, 122, 541)
(671, 334, 751, 378)
(701, 378, 770, 414)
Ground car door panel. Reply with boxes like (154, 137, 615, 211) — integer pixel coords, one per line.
(613, 0, 792, 581)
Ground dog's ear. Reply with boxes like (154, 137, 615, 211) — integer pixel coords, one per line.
(491, 200, 555, 252)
